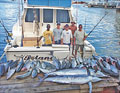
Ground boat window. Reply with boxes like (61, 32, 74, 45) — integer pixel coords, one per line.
(43, 9, 53, 23)
(25, 9, 40, 22)
(56, 10, 70, 23)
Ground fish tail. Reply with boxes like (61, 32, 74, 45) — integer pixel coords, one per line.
(88, 82, 92, 93)
(33, 74, 49, 87)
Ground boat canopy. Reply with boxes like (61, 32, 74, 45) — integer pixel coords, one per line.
(27, 0, 72, 8)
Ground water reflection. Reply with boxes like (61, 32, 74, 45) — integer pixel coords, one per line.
(0, 0, 18, 62)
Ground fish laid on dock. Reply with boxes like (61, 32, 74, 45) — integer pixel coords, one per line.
(46, 68, 108, 78)
(53, 56, 61, 70)
(44, 75, 102, 84)
(16, 58, 24, 72)
(0, 64, 5, 77)
(7, 67, 16, 80)
(16, 70, 32, 79)
(32, 68, 38, 78)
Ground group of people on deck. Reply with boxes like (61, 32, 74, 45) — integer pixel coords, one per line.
(42, 22, 87, 57)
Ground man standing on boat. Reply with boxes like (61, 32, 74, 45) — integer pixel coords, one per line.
(53, 23, 63, 44)
(74, 24, 87, 58)
(69, 21, 77, 55)
(42, 24, 53, 46)
(61, 24, 73, 50)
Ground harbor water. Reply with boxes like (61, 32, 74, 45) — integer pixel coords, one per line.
(72, 4, 120, 57)
(0, 0, 120, 62)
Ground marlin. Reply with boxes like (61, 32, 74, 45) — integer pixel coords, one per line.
(44, 75, 102, 84)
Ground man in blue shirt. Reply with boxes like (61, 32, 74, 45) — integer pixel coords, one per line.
(53, 23, 63, 44)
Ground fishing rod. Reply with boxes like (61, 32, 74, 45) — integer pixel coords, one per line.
(82, 18, 87, 60)
(86, 13, 108, 39)
(0, 20, 13, 39)
(0, 20, 12, 45)
(84, 17, 86, 32)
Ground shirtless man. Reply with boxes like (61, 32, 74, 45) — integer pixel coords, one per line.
(69, 21, 77, 55)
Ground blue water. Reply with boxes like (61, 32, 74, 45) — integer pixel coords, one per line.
(0, 1, 120, 62)
(72, 4, 120, 57)
(0, 0, 18, 62)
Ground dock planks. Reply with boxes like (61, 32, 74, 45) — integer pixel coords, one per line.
(0, 72, 119, 93)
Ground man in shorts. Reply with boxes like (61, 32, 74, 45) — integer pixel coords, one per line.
(74, 24, 87, 58)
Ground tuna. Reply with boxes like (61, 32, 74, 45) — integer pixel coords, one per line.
(36, 61, 41, 73)
(7, 67, 16, 80)
(71, 58, 77, 68)
(4, 60, 12, 73)
(39, 61, 56, 73)
(41, 61, 56, 70)
(32, 68, 38, 78)
(9, 60, 19, 69)
(97, 60, 118, 77)
(110, 65, 118, 74)
(53, 56, 61, 70)
(16, 58, 24, 72)
(102, 61, 111, 70)
(65, 60, 71, 69)
(0, 64, 5, 77)
(16, 70, 32, 79)
(60, 59, 67, 69)
(21, 67, 27, 72)
(114, 60, 120, 70)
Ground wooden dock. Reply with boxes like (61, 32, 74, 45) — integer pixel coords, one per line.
(0, 72, 120, 93)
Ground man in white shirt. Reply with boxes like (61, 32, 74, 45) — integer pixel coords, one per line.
(61, 24, 73, 48)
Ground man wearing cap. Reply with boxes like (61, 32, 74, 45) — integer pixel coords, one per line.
(69, 21, 77, 55)
(53, 23, 63, 44)
(42, 24, 53, 46)
(61, 24, 73, 49)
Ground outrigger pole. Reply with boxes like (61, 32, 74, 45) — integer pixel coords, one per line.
(33, 8, 40, 48)
(86, 12, 108, 39)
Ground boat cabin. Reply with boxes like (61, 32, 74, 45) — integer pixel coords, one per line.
(23, 8, 72, 46)
(12, 0, 73, 47)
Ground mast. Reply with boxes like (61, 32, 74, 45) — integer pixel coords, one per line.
(33, 9, 40, 48)
(18, 0, 21, 26)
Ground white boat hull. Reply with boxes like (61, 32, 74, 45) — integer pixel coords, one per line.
(5, 41, 95, 61)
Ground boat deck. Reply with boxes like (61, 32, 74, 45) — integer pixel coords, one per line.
(0, 72, 119, 93)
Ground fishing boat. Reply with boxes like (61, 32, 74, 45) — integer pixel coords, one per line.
(4, 0, 95, 61)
